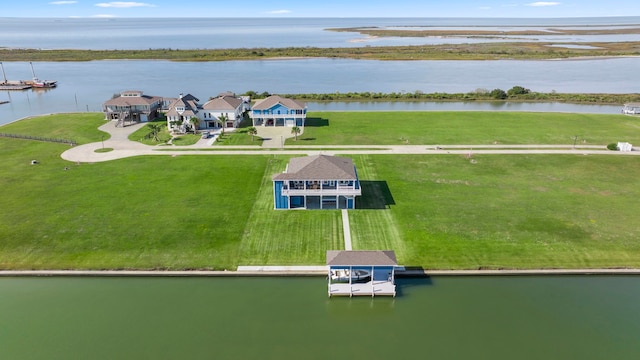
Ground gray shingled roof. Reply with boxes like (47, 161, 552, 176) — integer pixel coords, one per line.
(253, 95, 306, 110)
(326, 250, 397, 266)
(103, 94, 162, 107)
(165, 94, 200, 117)
(273, 155, 357, 181)
(202, 96, 243, 111)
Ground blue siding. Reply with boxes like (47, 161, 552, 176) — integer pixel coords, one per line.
(273, 181, 288, 209)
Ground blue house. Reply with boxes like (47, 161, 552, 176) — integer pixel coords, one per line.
(273, 155, 361, 210)
(250, 95, 307, 127)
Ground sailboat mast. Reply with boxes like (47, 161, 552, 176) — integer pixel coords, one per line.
(0, 62, 7, 83)
(30, 62, 37, 80)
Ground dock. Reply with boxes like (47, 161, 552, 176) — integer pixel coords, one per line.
(327, 250, 398, 297)
(328, 278, 397, 297)
(0, 82, 32, 90)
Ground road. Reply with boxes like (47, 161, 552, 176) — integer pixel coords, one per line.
(61, 121, 639, 163)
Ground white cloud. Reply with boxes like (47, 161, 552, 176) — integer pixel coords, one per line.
(526, 2, 561, 6)
(49, 1, 78, 4)
(91, 14, 116, 17)
(479, 6, 491, 10)
(267, 9, 292, 14)
(95, 2, 155, 8)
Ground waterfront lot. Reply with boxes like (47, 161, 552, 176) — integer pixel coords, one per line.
(1, 113, 640, 269)
(295, 111, 640, 145)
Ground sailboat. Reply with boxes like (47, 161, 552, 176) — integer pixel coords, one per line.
(0, 62, 32, 90)
(29, 62, 57, 88)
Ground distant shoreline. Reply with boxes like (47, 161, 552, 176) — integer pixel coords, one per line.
(1, 41, 639, 62)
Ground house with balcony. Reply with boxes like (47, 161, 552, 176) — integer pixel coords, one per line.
(165, 93, 201, 133)
(103, 90, 163, 124)
(201, 94, 247, 129)
(250, 95, 307, 127)
(273, 155, 361, 210)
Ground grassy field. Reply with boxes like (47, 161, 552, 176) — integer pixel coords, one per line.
(293, 111, 640, 146)
(350, 154, 640, 269)
(2, 113, 640, 270)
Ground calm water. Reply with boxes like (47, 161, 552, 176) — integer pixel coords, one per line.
(1, 17, 639, 49)
(1, 276, 639, 360)
(0, 58, 636, 125)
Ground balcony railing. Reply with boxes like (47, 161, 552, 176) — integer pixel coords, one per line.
(281, 185, 361, 196)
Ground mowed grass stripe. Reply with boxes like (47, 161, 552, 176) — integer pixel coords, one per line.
(238, 156, 344, 265)
(348, 155, 406, 260)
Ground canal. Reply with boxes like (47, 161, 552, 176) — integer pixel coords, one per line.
(1, 275, 639, 359)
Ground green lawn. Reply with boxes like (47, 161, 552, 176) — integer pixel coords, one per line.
(2, 113, 640, 270)
(1, 113, 108, 144)
(293, 111, 640, 146)
(350, 154, 640, 269)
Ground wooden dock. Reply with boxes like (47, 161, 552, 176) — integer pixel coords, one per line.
(0, 83, 31, 90)
(328, 279, 396, 297)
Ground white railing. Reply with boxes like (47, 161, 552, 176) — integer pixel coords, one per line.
(282, 187, 361, 196)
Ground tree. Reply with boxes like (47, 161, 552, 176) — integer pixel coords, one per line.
(490, 88, 507, 100)
(218, 114, 229, 134)
(147, 123, 162, 142)
(507, 85, 530, 97)
(189, 117, 200, 135)
(291, 126, 301, 141)
(247, 126, 258, 141)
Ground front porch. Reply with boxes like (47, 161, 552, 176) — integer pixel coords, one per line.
(251, 114, 305, 127)
(288, 195, 355, 210)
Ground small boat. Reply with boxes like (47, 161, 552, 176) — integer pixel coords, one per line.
(330, 269, 371, 282)
(29, 62, 57, 88)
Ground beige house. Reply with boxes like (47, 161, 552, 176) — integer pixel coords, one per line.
(102, 90, 163, 124)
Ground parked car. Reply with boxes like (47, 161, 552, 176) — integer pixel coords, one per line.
(201, 131, 210, 139)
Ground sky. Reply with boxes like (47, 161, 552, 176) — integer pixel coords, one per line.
(3, 1, 640, 18)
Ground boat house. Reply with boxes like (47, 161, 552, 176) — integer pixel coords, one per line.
(326, 250, 398, 297)
(250, 95, 307, 127)
(272, 155, 361, 210)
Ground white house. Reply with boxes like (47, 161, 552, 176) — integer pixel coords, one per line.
(201, 94, 247, 129)
(165, 93, 201, 133)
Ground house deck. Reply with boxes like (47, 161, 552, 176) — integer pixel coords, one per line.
(328, 279, 396, 297)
